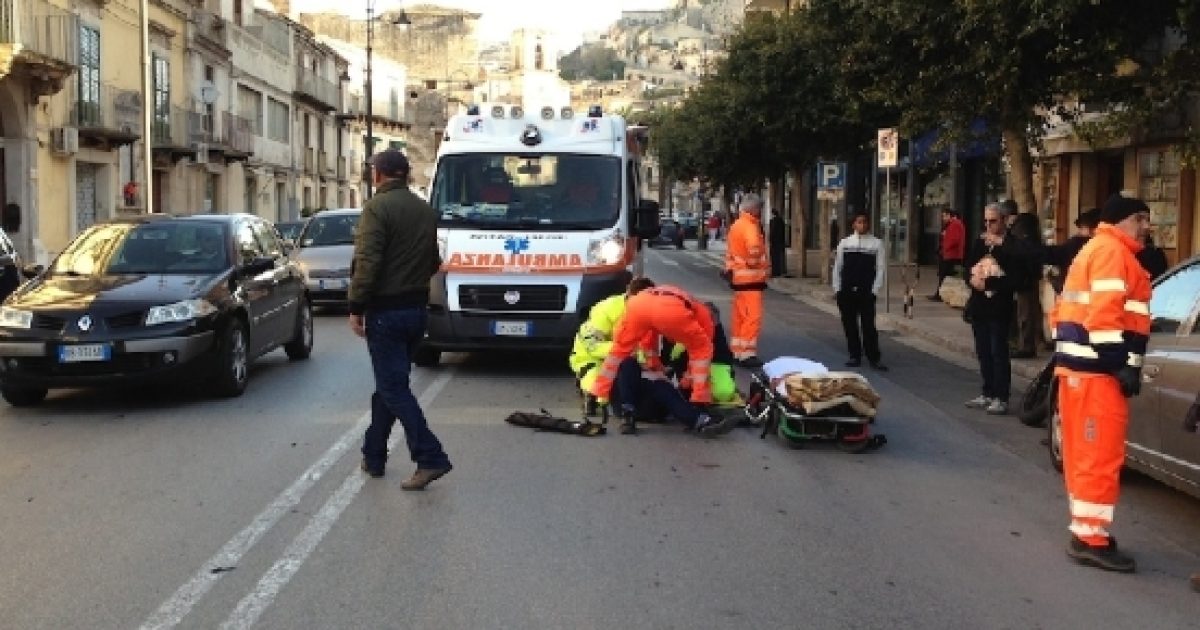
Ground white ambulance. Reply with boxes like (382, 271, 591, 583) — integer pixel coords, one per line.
(413, 104, 660, 366)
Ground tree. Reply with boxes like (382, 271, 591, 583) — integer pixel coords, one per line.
(809, 0, 1178, 213)
(559, 44, 626, 81)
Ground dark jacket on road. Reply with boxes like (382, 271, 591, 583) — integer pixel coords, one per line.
(348, 180, 442, 315)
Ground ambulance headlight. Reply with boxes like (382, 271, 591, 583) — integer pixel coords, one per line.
(588, 235, 625, 267)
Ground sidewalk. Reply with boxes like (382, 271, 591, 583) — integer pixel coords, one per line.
(681, 238, 1046, 381)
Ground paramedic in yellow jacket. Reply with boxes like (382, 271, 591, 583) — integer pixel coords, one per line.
(1049, 194, 1152, 574)
(570, 277, 656, 400)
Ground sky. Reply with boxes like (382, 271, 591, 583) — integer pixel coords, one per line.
(287, 0, 675, 50)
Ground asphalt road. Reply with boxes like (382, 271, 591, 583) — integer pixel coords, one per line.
(2, 247, 1200, 629)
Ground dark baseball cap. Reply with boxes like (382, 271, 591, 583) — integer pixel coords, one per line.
(371, 150, 410, 177)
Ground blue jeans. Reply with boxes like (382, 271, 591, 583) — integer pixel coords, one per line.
(614, 357, 702, 427)
(362, 307, 450, 470)
(971, 317, 1012, 401)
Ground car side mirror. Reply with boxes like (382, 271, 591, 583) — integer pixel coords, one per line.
(632, 199, 661, 239)
(20, 263, 43, 280)
(242, 257, 275, 277)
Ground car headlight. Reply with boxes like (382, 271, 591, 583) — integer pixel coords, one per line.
(0, 307, 32, 329)
(587, 235, 626, 267)
(145, 299, 218, 326)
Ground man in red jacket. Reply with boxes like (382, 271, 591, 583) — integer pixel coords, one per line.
(929, 208, 966, 301)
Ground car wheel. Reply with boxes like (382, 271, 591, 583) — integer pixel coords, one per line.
(212, 318, 250, 398)
(284, 297, 314, 360)
(1, 385, 47, 407)
(1018, 361, 1055, 427)
(412, 342, 441, 368)
(1048, 384, 1063, 472)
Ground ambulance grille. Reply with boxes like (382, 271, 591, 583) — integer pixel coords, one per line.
(458, 285, 567, 311)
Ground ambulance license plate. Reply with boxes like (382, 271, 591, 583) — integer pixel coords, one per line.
(492, 321, 530, 336)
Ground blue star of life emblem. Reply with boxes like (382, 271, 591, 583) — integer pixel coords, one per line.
(504, 237, 530, 254)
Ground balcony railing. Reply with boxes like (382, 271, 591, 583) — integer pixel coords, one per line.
(63, 81, 142, 142)
(224, 111, 253, 154)
(295, 69, 339, 111)
(152, 106, 190, 148)
(0, 0, 78, 70)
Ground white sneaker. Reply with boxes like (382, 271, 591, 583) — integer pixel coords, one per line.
(986, 400, 1009, 415)
(965, 395, 992, 409)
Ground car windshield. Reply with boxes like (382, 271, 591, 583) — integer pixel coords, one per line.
(50, 221, 229, 276)
(277, 222, 304, 241)
(430, 153, 621, 230)
(300, 214, 359, 247)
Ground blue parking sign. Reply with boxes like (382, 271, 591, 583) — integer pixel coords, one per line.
(817, 162, 846, 189)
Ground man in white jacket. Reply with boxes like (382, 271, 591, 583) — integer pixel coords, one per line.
(832, 212, 888, 370)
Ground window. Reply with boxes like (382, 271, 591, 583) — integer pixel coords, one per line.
(152, 54, 170, 138)
(245, 175, 256, 215)
(1149, 261, 1200, 335)
(267, 97, 289, 142)
(202, 65, 215, 133)
(77, 25, 100, 127)
(233, 0, 243, 26)
(238, 85, 262, 136)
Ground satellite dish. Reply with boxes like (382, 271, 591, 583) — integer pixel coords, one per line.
(197, 80, 218, 105)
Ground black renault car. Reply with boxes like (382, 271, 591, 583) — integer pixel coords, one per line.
(0, 214, 313, 406)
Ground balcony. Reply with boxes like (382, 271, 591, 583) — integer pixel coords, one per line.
(151, 106, 196, 163)
(294, 69, 339, 112)
(193, 9, 228, 54)
(185, 107, 255, 163)
(63, 81, 141, 147)
(0, 0, 78, 97)
(223, 111, 253, 158)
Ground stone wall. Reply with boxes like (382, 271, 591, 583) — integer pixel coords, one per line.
(299, 6, 480, 86)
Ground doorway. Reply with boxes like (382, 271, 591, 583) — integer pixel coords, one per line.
(76, 162, 99, 233)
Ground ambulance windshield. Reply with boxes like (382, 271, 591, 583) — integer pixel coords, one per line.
(431, 154, 621, 229)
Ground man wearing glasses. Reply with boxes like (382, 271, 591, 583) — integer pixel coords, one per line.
(963, 202, 1026, 415)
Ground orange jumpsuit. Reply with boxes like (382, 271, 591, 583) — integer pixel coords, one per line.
(725, 212, 769, 361)
(1049, 224, 1151, 547)
(590, 285, 715, 404)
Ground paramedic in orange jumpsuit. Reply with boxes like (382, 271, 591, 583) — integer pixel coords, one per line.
(1050, 194, 1152, 574)
(724, 193, 769, 367)
(590, 284, 715, 421)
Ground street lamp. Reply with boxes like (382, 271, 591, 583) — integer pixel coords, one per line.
(365, 2, 410, 198)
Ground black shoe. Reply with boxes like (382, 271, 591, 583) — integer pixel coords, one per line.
(620, 413, 638, 435)
(1066, 536, 1136, 573)
(1012, 351, 1037, 359)
(695, 410, 739, 437)
(360, 459, 384, 479)
(870, 362, 888, 372)
(739, 356, 764, 368)
(926, 294, 942, 302)
(845, 358, 862, 368)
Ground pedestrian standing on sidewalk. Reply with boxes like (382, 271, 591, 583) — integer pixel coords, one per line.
(1009, 209, 1046, 359)
(349, 150, 452, 489)
(929, 209, 965, 301)
(769, 208, 787, 277)
(963, 202, 1024, 415)
(832, 212, 887, 371)
(724, 193, 769, 367)
(1047, 208, 1100, 294)
(1049, 193, 1152, 573)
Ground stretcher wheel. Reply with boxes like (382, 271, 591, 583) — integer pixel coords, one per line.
(835, 436, 871, 454)
(776, 419, 805, 449)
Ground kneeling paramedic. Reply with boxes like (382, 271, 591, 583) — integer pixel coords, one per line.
(611, 357, 738, 437)
(590, 285, 717, 414)
(569, 277, 656, 411)
(666, 302, 741, 407)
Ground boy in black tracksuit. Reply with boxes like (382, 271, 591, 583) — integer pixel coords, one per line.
(832, 213, 887, 370)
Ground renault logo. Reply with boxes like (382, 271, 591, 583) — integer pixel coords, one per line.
(503, 290, 520, 305)
(77, 315, 92, 332)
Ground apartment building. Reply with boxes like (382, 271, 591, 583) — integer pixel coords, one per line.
(291, 25, 346, 212)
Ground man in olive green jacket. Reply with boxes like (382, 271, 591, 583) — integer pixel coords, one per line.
(349, 150, 451, 490)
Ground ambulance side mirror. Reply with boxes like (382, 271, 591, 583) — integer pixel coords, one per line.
(632, 199, 660, 239)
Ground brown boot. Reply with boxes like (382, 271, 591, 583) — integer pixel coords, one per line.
(1190, 573, 1200, 592)
(400, 466, 452, 491)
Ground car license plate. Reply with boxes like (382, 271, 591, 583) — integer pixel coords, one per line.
(57, 344, 111, 363)
(492, 321, 530, 337)
(318, 279, 347, 291)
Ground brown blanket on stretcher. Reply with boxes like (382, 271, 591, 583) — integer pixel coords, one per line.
(780, 371, 881, 417)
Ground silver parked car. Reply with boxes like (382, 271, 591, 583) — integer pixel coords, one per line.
(1048, 256, 1200, 498)
(291, 209, 360, 307)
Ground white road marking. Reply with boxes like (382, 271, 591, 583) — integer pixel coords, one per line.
(218, 370, 455, 630)
(658, 257, 680, 267)
(138, 372, 441, 630)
